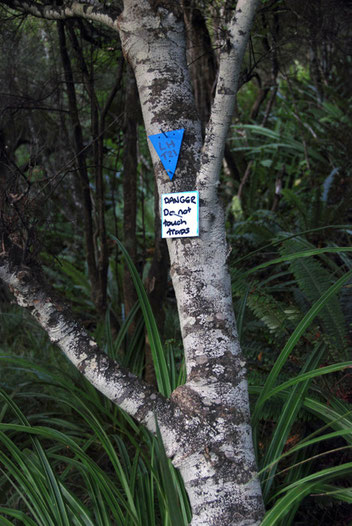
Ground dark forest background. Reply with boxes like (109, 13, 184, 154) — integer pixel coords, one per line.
(0, 1, 352, 524)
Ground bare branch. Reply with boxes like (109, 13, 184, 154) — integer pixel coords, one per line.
(0, 0, 121, 29)
(0, 249, 218, 464)
(198, 0, 259, 196)
(0, 254, 170, 431)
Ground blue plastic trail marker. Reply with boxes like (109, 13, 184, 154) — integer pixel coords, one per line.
(148, 128, 184, 180)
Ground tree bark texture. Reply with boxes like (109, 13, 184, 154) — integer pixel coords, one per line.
(0, 0, 265, 524)
(118, 2, 264, 524)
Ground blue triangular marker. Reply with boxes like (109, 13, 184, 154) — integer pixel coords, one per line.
(148, 128, 184, 180)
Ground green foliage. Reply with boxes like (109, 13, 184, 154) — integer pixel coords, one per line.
(229, 62, 352, 523)
(0, 238, 187, 526)
(246, 268, 352, 522)
(230, 75, 352, 223)
(0, 358, 190, 526)
(111, 236, 172, 397)
(1, 4, 352, 524)
(279, 238, 349, 355)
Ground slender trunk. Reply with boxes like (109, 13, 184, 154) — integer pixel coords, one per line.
(67, 23, 109, 315)
(182, 0, 240, 183)
(57, 21, 98, 298)
(123, 65, 138, 324)
(182, 0, 217, 129)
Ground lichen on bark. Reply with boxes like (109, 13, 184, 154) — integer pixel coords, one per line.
(0, 0, 264, 523)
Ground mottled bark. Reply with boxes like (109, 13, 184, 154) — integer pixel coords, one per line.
(119, 1, 264, 524)
(0, 0, 265, 523)
(0, 252, 213, 464)
(0, 0, 122, 29)
(182, 1, 241, 185)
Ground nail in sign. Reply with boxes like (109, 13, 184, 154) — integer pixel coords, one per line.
(161, 191, 199, 238)
(148, 129, 184, 180)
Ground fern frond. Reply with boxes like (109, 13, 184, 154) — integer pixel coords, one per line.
(280, 238, 348, 358)
(232, 271, 296, 336)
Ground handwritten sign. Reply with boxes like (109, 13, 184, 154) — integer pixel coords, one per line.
(148, 129, 184, 180)
(161, 191, 199, 238)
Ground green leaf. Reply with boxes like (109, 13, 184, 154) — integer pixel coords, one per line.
(252, 270, 352, 425)
(155, 419, 187, 526)
(260, 482, 315, 525)
(260, 344, 325, 499)
(247, 246, 352, 275)
(111, 235, 172, 397)
(0, 508, 37, 526)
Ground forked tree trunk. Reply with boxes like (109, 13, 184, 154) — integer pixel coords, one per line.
(0, 0, 264, 524)
(119, 2, 264, 523)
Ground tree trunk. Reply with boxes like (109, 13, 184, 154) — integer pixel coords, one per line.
(182, 0, 217, 129)
(118, 1, 264, 523)
(0, 0, 265, 523)
(57, 21, 99, 305)
(123, 64, 139, 324)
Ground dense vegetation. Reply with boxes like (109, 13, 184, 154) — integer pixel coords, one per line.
(0, 1, 351, 524)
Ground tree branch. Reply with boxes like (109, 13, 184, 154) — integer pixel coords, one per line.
(198, 0, 259, 196)
(0, 255, 171, 433)
(0, 250, 217, 464)
(0, 0, 121, 29)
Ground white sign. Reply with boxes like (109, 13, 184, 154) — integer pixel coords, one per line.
(161, 191, 199, 238)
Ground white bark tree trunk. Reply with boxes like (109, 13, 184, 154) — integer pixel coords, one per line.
(0, 0, 265, 524)
(119, 2, 264, 524)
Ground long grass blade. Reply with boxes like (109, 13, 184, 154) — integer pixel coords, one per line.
(0, 508, 37, 526)
(260, 344, 325, 499)
(233, 224, 352, 266)
(111, 235, 172, 396)
(247, 247, 352, 275)
(260, 482, 316, 525)
(154, 420, 187, 526)
(252, 270, 352, 424)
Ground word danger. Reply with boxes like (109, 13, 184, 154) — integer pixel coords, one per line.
(161, 191, 199, 238)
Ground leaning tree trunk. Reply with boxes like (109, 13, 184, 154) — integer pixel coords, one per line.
(118, 1, 264, 524)
(0, 0, 264, 524)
